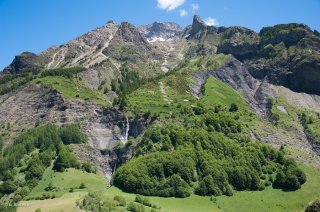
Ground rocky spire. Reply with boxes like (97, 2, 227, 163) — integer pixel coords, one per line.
(187, 15, 217, 39)
(117, 22, 149, 44)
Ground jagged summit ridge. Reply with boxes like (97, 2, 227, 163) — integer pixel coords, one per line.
(138, 21, 183, 42)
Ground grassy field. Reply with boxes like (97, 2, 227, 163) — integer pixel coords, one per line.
(34, 76, 110, 107)
(202, 77, 249, 110)
(27, 168, 106, 199)
(18, 192, 86, 212)
(127, 79, 193, 116)
(215, 164, 320, 212)
(102, 164, 320, 212)
(104, 187, 218, 212)
(176, 54, 230, 74)
(18, 163, 320, 212)
(128, 82, 166, 113)
(127, 54, 231, 116)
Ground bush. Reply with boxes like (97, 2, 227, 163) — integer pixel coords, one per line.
(113, 150, 194, 197)
(114, 195, 126, 206)
(127, 202, 145, 212)
(135, 195, 154, 207)
(0, 181, 17, 194)
(272, 160, 306, 191)
(59, 124, 86, 145)
(82, 162, 95, 173)
(77, 192, 115, 211)
(53, 146, 79, 172)
(229, 103, 239, 112)
(79, 183, 86, 189)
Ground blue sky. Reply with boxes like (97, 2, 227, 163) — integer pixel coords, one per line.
(0, 0, 319, 70)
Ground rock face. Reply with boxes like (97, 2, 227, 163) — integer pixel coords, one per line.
(184, 19, 320, 96)
(3, 52, 44, 74)
(259, 23, 315, 47)
(208, 57, 273, 118)
(103, 22, 160, 63)
(40, 21, 119, 69)
(138, 22, 183, 42)
(245, 24, 320, 95)
(217, 26, 259, 60)
(116, 22, 150, 45)
(0, 84, 128, 149)
(185, 15, 218, 39)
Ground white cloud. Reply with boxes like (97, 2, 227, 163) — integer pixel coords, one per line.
(157, 0, 185, 11)
(191, 3, 199, 11)
(203, 17, 219, 26)
(179, 9, 188, 17)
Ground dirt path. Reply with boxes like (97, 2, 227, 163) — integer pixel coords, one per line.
(159, 81, 170, 103)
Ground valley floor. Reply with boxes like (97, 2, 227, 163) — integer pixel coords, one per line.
(18, 164, 320, 212)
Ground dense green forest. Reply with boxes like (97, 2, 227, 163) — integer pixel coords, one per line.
(113, 104, 306, 197)
(0, 124, 90, 210)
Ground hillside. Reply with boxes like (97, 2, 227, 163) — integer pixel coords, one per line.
(1, 15, 320, 212)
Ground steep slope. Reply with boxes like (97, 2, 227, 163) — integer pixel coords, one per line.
(41, 21, 118, 69)
(102, 22, 163, 77)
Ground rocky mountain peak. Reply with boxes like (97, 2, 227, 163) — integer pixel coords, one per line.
(117, 22, 148, 44)
(191, 15, 206, 31)
(3, 52, 42, 74)
(138, 21, 183, 42)
(186, 15, 218, 39)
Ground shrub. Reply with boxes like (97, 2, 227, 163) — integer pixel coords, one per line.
(114, 195, 126, 206)
(0, 181, 17, 194)
(79, 183, 86, 189)
(229, 103, 239, 112)
(53, 146, 79, 172)
(127, 202, 145, 212)
(82, 162, 95, 173)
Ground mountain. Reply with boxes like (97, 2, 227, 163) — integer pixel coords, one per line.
(1, 15, 320, 211)
(3, 52, 45, 74)
(138, 21, 183, 42)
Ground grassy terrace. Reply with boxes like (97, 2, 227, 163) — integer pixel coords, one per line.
(127, 54, 231, 117)
(33, 76, 110, 107)
(26, 168, 106, 199)
(202, 76, 250, 110)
